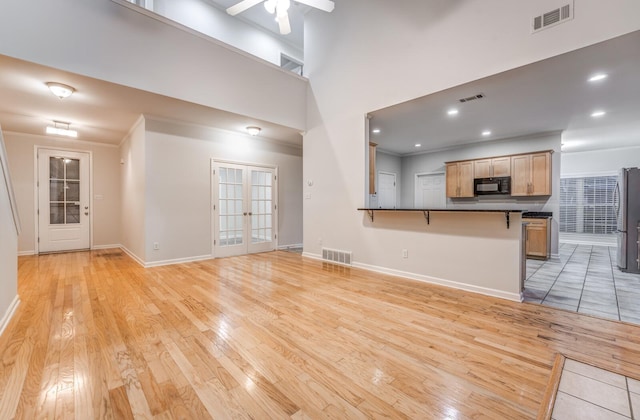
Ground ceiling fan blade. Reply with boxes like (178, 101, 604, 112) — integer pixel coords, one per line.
(277, 13, 291, 35)
(226, 0, 264, 16)
(294, 0, 334, 12)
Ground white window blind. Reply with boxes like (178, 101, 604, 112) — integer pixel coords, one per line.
(560, 176, 617, 234)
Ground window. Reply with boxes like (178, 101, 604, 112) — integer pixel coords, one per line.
(560, 176, 617, 234)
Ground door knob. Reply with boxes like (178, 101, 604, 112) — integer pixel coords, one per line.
(84, 212, 89, 216)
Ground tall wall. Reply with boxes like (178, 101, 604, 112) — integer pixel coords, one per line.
(0, 129, 19, 336)
(120, 118, 147, 263)
(562, 146, 640, 175)
(0, 0, 307, 131)
(4, 132, 121, 254)
(303, 0, 640, 294)
(143, 118, 302, 265)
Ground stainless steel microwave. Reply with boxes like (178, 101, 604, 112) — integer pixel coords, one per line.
(474, 177, 511, 195)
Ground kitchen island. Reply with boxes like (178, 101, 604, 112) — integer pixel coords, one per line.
(356, 208, 527, 301)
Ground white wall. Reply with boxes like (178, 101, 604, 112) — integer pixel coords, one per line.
(4, 132, 121, 254)
(120, 118, 147, 262)
(0, 129, 19, 336)
(143, 117, 302, 265)
(0, 0, 307, 131)
(303, 0, 640, 296)
(152, 0, 303, 66)
(562, 146, 640, 176)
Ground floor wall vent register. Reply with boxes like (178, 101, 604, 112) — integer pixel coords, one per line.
(322, 248, 353, 266)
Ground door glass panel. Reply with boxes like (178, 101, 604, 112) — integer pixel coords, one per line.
(66, 181, 80, 201)
(50, 180, 65, 201)
(65, 159, 80, 179)
(50, 157, 64, 179)
(48, 156, 83, 225)
(218, 166, 243, 247)
(50, 203, 65, 224)
(250, 169, 273, 244)
(66, 204, 80, 224)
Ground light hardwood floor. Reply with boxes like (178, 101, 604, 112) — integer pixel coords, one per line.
(2, 250, 640, 419)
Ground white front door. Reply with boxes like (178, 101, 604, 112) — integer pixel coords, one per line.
(38, 149, 90, 253)
(415, 173, 446, 208)
(377, 171, 396, 209)
(212, 161, 277, 258)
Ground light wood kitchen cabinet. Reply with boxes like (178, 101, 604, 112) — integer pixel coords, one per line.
(369, 142, 377, 194)
(446, 161, 474, 198)
(511, 152, 551, 196)
(523, 218, 550, 259)
(474, 156, 511, 178)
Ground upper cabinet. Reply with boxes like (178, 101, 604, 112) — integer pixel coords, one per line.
(446, 161, 474, 198)
(511, 151, 551, 196)
(473, 156, 511, 178)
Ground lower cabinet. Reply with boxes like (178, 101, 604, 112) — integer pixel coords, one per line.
(524, 218, 550, 259)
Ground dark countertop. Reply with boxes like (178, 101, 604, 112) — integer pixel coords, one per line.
(522, 211, 553, 219)
(358, 208, 525, 213)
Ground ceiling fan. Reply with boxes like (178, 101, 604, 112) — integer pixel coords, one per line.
(226, 0, 335, 35)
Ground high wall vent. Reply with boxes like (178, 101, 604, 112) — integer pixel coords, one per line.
(532, 3, 573, 33)
(458, 93, 485, 103)
(322, 247, 353, 266)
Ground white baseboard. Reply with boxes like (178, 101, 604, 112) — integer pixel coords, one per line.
(302, 252, 522, 302)
(0, 296, 20, 338)
(144, 254, 212, 268)
(91, 244, 121, 250)
(119, 245, 145, 267)
(277, 243, 303, 250)
(17, 250, 35, 256)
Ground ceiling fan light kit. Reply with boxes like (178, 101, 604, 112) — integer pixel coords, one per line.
(226, 0, 334, 35)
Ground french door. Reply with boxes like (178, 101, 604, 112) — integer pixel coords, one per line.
(212, 161, 277, 258)
(37, 149, 90, 253)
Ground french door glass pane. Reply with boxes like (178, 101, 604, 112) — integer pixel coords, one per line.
(50, 203, 65, 224)
(218, 167, 244, 247)
(66, 204, 80, 224)
(50, 180, 65, 201)
(50, 157, 65, 179)
(66, 159, 80, 179)
(67, 181, 80, 201)
(48, 156, 82, 225)
(251, 170, 273, 244)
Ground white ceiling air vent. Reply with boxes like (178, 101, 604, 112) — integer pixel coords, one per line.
(459, 93, 485, 103)
(532, 3, 573, 33)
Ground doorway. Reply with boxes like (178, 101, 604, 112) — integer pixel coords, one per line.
(415, 173, 446, 208)
(37, 149, 91, 253)
(212, 161, 277, 258)
(377, 171, 396, 209)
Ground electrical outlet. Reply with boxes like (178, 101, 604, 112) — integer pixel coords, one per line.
(402, 249, 408, 258)
(153, 242, 160, 250)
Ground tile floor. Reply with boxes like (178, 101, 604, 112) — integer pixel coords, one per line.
(524, 242, 640, 324)
(553, 359, 640, 419)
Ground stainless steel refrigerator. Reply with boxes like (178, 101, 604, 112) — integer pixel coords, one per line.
(615, 168, 640, 273)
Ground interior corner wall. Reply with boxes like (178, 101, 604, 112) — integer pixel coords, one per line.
(303, 0, 640, 295)
(561, 146, 640, 175)
(120, 118, 147, 262)
(0, 0, 307, 131)
(143, 118, 302, 264)
(3, 133, 121, 254)
(0, 130, 18, 334)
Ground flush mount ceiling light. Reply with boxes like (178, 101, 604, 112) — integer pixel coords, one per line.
(46, 121, 78, 138)
(246, 126, 261, 136)
(227, 0, 334, 35)
(46, 82, 75, 99)
(481, 130, 492, 137)
(588, 73, 608, 82)
(591, 110, 606, 118)
(447, 108, 459, 116)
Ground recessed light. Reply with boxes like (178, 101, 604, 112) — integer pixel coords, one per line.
(588, 73, 608, 82)
(414, 143, 421, 148)
(447, 108, 459, 116)
(591, 110, 606, 118)
(372, 128, 381, 134)
(481, 130, 491, 137)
